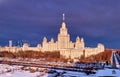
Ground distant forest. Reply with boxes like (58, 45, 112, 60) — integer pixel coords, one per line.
(0, 50, 69, 62)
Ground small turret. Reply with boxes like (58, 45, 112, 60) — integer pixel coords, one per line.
(75, 36, 84, 49)
(43, 37, 47, 42)
(81, 37, 84, 42)
(76, 36, 80, 42)
(37, 44, 41, 48)
(97, 43, 104, 52)
(97, 43, 104, 48)
(50, 38, 54, 43)
(22, 43, 29, 51)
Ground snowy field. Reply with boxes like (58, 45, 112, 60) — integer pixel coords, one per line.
(0, 64, 120, 77)
(0, 64, 94, 77)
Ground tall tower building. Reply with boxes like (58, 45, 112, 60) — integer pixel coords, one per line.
(58, 14, 70, 49)
(9, 40, 12, 47)
(41, 13, 104, 58)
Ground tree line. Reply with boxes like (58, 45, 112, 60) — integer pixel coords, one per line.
(82, 49, 120, 63)
(0, 50, 60, 58)
(1, 49, 120, 63)
(0, 50, 69, 62)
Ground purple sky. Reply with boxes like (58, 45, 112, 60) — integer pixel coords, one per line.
(0, 0, 120, 48)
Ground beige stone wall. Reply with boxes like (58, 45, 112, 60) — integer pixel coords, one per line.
(60, 49, 84, 59)
(0, 46, 22, 52)
(69, 42, 74, 48)
(84, 43, 105, 57)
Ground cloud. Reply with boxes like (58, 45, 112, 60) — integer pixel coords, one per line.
(0, 0, 120, 48)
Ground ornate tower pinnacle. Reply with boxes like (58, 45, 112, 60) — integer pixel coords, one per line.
(62, 13, 65, 21)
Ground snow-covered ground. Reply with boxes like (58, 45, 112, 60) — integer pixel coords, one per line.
(0, 64, 94, 77)
(0, 64, 120, 77)
(0, 70, 42, 77)
(95, 68, 120, 77)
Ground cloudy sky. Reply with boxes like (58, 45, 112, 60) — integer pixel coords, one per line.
(0, 0, 120, 48)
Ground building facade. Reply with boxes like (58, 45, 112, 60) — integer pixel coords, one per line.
(42, 14, 105, 58)
(0, 14, 105, 59)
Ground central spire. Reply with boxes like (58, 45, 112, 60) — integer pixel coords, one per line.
(59, 13, 68, 35)
(62, 13, 65, 21)
(61, 13, 66, 29)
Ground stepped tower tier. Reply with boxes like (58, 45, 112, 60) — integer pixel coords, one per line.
(60, 21, 68, 35)
(59, 14, 68, 35)
(58, 14, 71, 49)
